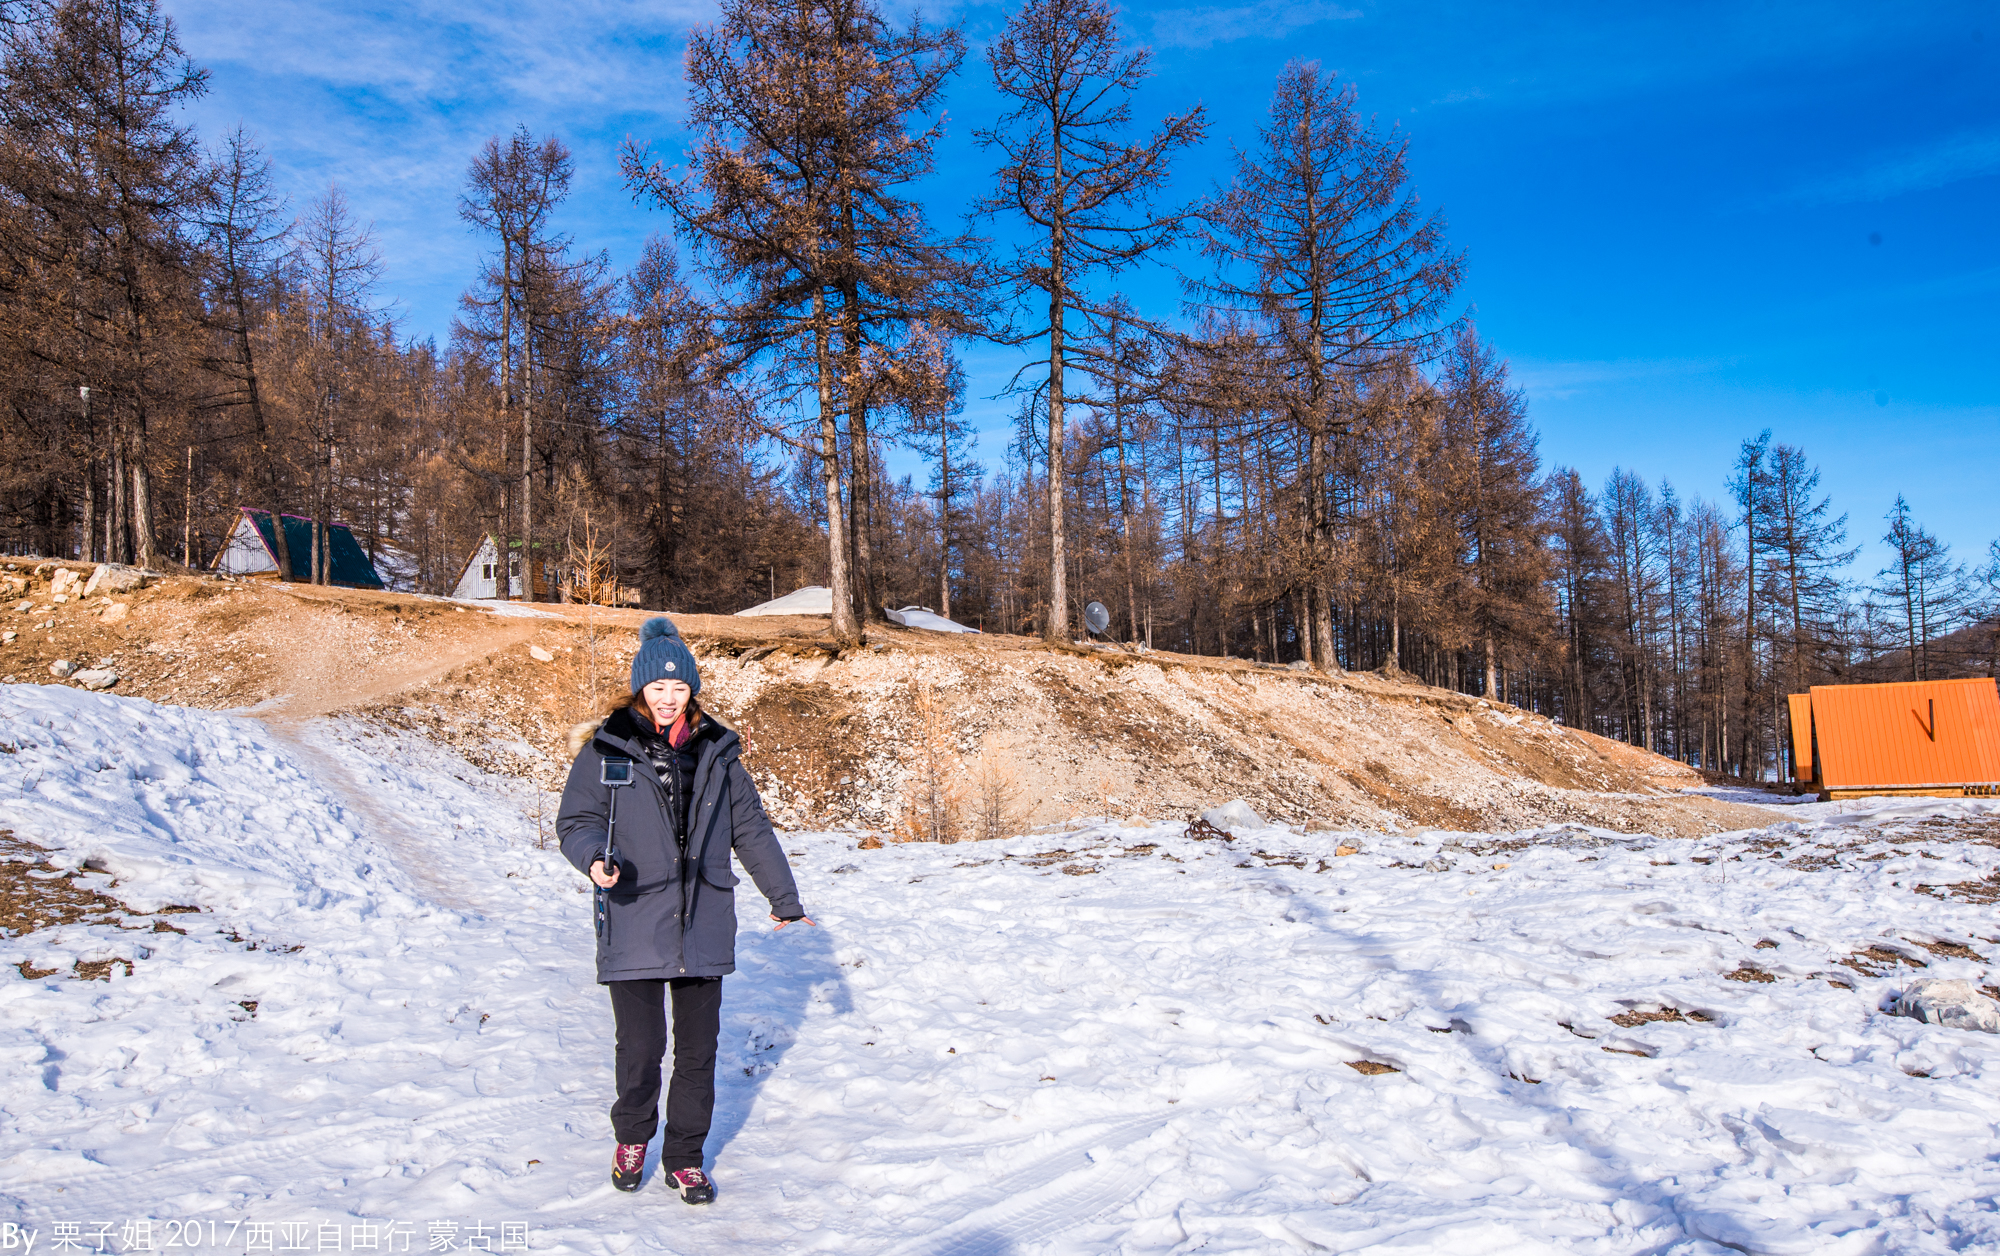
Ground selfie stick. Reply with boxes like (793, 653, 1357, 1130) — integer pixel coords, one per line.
(596, 759, 635, 938)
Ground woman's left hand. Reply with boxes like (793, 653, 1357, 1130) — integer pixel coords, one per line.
(771, 914, 816, 930)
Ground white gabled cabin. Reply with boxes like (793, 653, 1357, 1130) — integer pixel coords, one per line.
(451, 535, 520, 600)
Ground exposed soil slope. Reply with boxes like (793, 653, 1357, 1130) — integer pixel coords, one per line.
(2, 560, 1778, 835)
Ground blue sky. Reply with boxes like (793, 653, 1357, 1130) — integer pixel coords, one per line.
(176, 0, 1998, 582)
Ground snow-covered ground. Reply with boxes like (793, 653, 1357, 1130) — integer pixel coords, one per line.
(3, 685, 1998, 1255)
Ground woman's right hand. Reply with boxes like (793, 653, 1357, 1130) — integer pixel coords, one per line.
(590, 859, 620, 888)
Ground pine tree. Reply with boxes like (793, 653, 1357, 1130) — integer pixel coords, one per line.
(0, 0, 210, 568)
(1754, 442, 1856, 693)
(196, 127, 292, 577)
(977, 0, 1204, 642)
(1195, 60, 1460, 670)
(1876, 496, 1969, 681)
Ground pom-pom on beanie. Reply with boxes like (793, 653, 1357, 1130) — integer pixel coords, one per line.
(630, 616, 701, 697)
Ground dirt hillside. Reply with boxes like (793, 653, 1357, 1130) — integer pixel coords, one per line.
(2, 559, 1780, 837)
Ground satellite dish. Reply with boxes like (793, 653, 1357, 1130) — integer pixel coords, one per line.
(1083, 601, 1110, 636)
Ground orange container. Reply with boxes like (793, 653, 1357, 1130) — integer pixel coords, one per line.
(1800, 678, 2000, 797)
(1786, 693, 1815, 782)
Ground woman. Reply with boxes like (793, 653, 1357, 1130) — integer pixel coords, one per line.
(558, 616, 812, 1202)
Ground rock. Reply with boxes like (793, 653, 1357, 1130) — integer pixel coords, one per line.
(1891, 979, 2000, 1033)
(14, 599, 31, 612)
(1, 631, 14, 643)
(831, 864, 861, 874)
(83, 563, 148, 597)
(49, 658, 75, 677)
(1423, 857, 1449, 872)
(49, 568, 80, 595)
(1201, 799, 1264, 834)
(101, 602, 129, 623)
(528, 645, 554, 662)
(72, 668, 118, 690)
(51, 594, 67, 604)
(1286, 659, 1310, 671)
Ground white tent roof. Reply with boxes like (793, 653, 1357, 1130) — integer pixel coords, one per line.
(735, 588, 980, 633)
(887, 606, 980, 634)
(736, 585, 833, 616)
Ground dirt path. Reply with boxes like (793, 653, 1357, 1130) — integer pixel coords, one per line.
(262, 725, 493, 912)
(250, 612, 547, 913)
(254, 609, 545, 722)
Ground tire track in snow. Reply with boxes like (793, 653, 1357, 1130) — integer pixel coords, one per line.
(4, 1093, 561, 1201)
(872, 1114, 1173, 1256)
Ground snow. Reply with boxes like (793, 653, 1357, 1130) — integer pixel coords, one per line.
(885, 607, 979, 634)
(736, 586, 832, 617)
(4, 684, 2000, 1253)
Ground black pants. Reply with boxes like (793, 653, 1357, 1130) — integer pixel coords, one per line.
(608, 977, 723, 1167)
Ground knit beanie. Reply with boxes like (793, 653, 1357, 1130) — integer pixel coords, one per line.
(630, 617, 701, 697)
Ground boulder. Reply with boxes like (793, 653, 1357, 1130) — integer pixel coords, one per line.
(72, 668, 118, 691)
(82, 563, 148, 597)
(101, 602, 129, 623)
(1201, 798, 1264, 834)
(1891, 979, 2000, 1033)
(49, 658, 75, 677)
(48, 567, 79, 594)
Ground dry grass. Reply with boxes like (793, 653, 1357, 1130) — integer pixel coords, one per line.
(895, 682, 967, 844)
(2, 828, 205, 980)
(1608, 1007, 1715, 1027)
(1724, 966, 1777, 984)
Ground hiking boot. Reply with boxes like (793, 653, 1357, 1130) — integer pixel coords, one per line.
(666, 1166, 714, 1204)
(611, 1142, 647, 1192)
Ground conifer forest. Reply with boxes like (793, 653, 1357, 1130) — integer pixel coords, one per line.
(0, 0, 1992, 781)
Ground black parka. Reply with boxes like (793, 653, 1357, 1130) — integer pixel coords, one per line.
(557, 706, 803, 982)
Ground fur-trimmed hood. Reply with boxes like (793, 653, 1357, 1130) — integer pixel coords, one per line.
(566, 707, 734, 758)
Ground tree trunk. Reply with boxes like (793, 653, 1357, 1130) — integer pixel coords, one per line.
(850, 409, 881, 621)
(1116, 410, 1138, 643)
(814, 290, 860, 644)
(81, 457, 96, 564)
(521, 346, 535, 601)
(1044, 138, 1069, 644)
(110, 426, 128, 565)
(499, 237, 515, 597)
(938, 435, 952, 621)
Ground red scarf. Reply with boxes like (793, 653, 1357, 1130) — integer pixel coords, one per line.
(656, 710, 696, 748)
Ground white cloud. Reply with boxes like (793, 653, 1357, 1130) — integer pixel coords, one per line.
(172, 0, 711, 340)
(1776, 129, 2000, 208)
(1147, 0, 1361, 50)
(1509, 356, 1731, 402)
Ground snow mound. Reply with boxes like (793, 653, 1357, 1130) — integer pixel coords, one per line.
(1200, 798, 1263, 833)
(884, 606, 978, 633)
(1892, 979, 2000, 1033)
